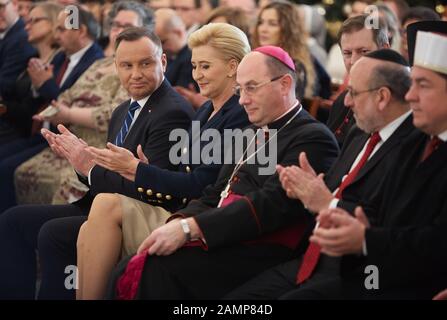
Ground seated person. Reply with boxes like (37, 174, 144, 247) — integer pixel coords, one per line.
(0, 0, 36, 107)
(13, 0, 153, 207)
(0, 5, 104, 213)
(0, 1, 62, 145)
(76, 22, 252, 300)
(105, 46, 339, 300)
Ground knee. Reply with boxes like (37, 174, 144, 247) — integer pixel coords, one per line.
(0, 206, 24, 235)
(76, 222, 88, 250)
(89, 193, 122, 222)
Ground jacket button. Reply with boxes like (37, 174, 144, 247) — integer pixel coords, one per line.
(137, 187, 144, 193)
(146, 189, 153, 196)
(165, 195, 172, 200)
(186, 166, 191, 173)
(156, 193, 162, 199)
(182, 198, 187, 204)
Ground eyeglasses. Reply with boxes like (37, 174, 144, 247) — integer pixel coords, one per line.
(25, 16, 49, 25)
(347, 86, 384, 99)
(234, 75, 284, 96)
(0, 0, 10, 11)
(110, 21, 137, 30)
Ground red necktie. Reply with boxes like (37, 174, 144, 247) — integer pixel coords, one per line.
(55, 57, 70, 86)
(421, 136, 443, 162)
(296, 132, 381, 284)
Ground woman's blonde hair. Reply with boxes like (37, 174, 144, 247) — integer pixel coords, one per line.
(188, 23, 251, 63)
(31, 1, 63, 48)
(252, 1, 315, 98)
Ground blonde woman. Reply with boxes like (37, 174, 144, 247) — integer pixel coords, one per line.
(77, 23, 251, 299)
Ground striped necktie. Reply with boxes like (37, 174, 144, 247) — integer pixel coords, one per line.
(115, 101, 140, 147)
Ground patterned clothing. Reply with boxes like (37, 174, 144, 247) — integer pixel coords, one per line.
(14, 57, 129, 205)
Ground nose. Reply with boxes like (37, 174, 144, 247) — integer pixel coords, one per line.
(344, 91, 353, 108)
(351, 52, 362, 67)
(405, 83, 417, 103)
(238, 90, 250, 106)
(131, 66, 143, 79)
(192, 68, 202, 81)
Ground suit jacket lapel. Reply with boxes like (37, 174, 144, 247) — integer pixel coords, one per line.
(352, 115, 414, 184)
(326, 132, 368, 191)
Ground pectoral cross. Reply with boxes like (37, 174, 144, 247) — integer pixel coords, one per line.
(217, 183, 231, 208)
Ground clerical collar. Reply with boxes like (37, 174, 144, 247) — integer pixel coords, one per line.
(262, 100, 301, 132)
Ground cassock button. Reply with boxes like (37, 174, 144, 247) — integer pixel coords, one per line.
(156, 193, 162, 199)
(166, 195, 172, 200)
(182, 198, 187, 204)
(186, 166, 191, 173)
(137, 187, 144, 193)
(146, 189, 153, 196)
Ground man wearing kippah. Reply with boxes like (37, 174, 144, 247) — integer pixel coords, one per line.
(106, 46, 340, 299)
(226, 48, 417, 300)
(231, 21, 447, 300)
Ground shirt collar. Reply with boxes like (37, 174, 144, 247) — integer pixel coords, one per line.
(67, 41, 93, 64)
(377, 110, 412, 143)
(0, 17, 19, 39)
(130, 95, 150, 108)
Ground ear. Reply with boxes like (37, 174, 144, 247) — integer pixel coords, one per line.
(173, 28, 183, 38)
(161, 53, 167, 72)
(227, 59, 238, 78)
(78, 24, 88, 39)
(377, 86, 391, 111)
(280, 74, 293, 95)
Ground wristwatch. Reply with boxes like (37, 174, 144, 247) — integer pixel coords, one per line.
(180, 219, 191, 241)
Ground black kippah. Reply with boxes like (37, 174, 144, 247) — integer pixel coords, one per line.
(364, 49, 409, 67)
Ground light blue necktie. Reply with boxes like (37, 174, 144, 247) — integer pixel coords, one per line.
(115, 101, 140, 147)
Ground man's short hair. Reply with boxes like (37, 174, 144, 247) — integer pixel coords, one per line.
(263, 55, 297, 88)
(71, 5, 100, 40)
(337, 14, 389, 48)
(108, 1, 155, 29)
(115, 26, 162, 56)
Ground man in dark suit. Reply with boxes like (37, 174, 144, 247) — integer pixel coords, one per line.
(326, 14, 390, 147)
(306, 21, 447, 299)
(106, 46, 339, 300)
(155, 8, 196, 90)
(0, 6, 103, 212)
(0, 0, 35, 99)
(28, 6, 104, 102)
(225, 49, 417, 300)
(231, 21, 447, 300)
(0, 27, 194, 299)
